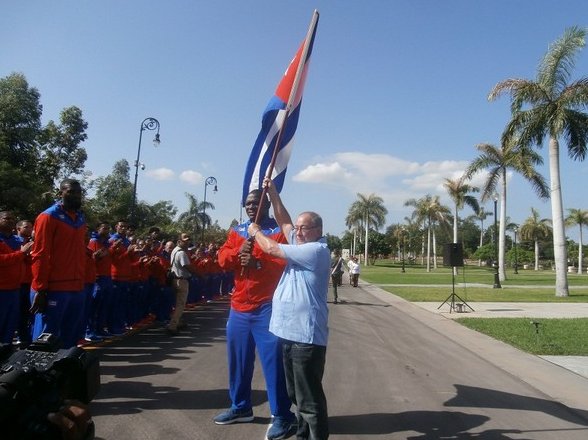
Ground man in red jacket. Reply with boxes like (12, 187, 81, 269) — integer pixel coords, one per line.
(16, 219, 34, 346)
(108, 220, 135, 336)
(0, 211, 33, 344)
(214, 189, 294, 440)
(30, 179, 87, 349)
(87, 221, 113, 341)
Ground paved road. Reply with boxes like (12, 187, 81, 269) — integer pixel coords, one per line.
(89, 283, 588, 439)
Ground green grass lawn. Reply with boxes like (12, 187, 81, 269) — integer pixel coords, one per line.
(360, 262, 588, 302)
(357, 260, 588, 355)
(456, 318, 588, 355)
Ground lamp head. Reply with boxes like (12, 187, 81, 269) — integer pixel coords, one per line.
(153, 133, 161, 147)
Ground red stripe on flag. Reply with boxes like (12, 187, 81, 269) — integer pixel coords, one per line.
(275, 41, 304, 103)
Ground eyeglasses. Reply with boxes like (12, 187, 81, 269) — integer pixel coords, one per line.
(293, 225, 318, 232)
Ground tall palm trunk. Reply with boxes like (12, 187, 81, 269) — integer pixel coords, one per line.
(549, 138, 569, 296)
(426, 217, 432, 272)
(499, 172, 507, 282)
(534, 240, 540, 270)
(478, 217, 484, 267)
(432, 228, 438, 270)
(453, 205, 458, 275)
(420, 231, 425, 266)
(364, 212, 369, 266)
(578, 225, 584, 275)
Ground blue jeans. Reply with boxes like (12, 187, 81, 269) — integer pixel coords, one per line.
(282, 340, 328, 440)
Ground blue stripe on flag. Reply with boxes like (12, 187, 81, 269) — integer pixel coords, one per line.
(241, 13, 317, 206)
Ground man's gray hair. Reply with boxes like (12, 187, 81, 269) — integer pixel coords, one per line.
(301, 211, 322, 231)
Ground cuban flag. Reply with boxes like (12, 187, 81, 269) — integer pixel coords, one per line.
(242, 11, 319, 206)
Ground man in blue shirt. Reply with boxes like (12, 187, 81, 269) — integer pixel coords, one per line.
(248, 177, 330, 440)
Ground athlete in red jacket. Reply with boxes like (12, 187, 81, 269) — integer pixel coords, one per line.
(214, 189, 293, 435)
(87, 221, 114, 338)
(0, 230, 33, 343)
(30, 179, 87, 348)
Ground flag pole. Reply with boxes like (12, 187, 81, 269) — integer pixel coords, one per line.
(253, 9, 319, 223)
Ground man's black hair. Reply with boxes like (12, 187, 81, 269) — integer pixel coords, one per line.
(60, 178, 81, 189)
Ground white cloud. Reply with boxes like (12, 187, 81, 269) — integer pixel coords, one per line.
(402, 160, 470, 192)
(179, 170, 204, 185)
(293, 152, 472, 195)
(291, 152, 492, 214)
(146, 168, 175, 180)
(293, 162, 353, 184)
(334, 152, 421, 178)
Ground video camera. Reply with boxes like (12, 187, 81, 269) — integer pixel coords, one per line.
(0, 333, 100, 440)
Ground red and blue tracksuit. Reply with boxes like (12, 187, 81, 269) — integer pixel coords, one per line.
(83, 246, 97, 339)
(149, 250, 173, 322)
(0, 238, 25, 343)
(217, 218, 292, 418)
(109, 234, 132, 334)
(88, 233, 113, 336)
(15, 235, 33, 344)
(30, 202, 87, 348)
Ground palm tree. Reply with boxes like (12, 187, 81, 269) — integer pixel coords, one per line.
(520, 208, 552, 271)
(565, 208, 588, 274)
(443, 177, 480, 244)
(345, 209, 363, 258)
(401, 216, 421, 265)
(464, 142, 548, 282)
(405, 195, 432, 270)
(405, 195, 450, 272)
(467, 206, 492, 266)
(505, 220, 519, 271)
(429, 198, 451, 270)
(489, 26, 588, 296)
(177, 192, 214, 243)
(347, 193, 387, 265)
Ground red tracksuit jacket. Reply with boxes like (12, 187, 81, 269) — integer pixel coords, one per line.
(217, 219, 286, 313)
(31, 202, 87, 292)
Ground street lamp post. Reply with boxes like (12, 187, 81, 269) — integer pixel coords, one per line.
(493, 194, 502, 288)
(513, 226, 519, 274)
(131, 117, 161, 222)
(202, 176, 218, 243)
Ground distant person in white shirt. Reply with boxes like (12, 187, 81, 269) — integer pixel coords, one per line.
(348, 257, 360, 287)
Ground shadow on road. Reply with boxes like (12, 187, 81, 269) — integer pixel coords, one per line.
(92, 383, 270, 417)
(329, 411, 493, 438)
(446, 384, 588, 426)
(334, 299, 391, 308)
(89, 299, 273, 417)
(328, 384, 588, 438)
(330, 409, 588, 439)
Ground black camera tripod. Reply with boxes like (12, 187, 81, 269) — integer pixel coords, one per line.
(438, 268, 474, 313)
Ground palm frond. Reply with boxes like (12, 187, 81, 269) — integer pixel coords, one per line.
(538, 26, 586, 94)
(558, 78, 588, 108)
(562, 109, 588, 160)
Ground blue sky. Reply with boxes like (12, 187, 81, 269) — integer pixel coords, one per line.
(3, 1, 588, 241)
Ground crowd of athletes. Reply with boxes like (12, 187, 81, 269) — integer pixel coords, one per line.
(0, 213, 234, 348)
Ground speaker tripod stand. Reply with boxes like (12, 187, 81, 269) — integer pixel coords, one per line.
(438, 267, 474, 313)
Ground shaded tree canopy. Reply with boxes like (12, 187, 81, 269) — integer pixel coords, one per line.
(0, 72, 88, 217)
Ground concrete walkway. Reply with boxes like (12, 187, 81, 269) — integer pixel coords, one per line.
(374, 285, 588, 380)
